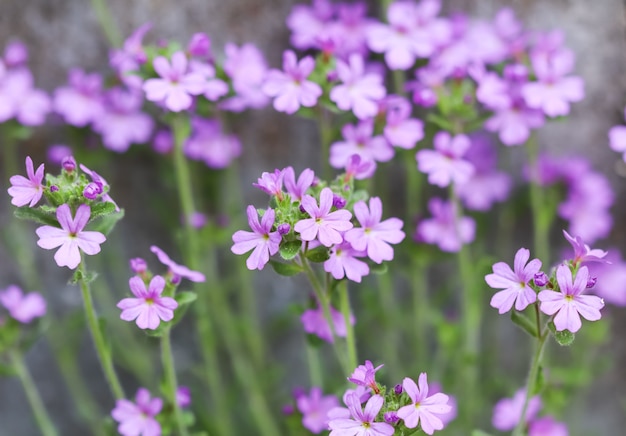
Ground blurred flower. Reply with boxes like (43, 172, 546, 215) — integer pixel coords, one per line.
(0, 285, 46, 323)
(529, 416, 569, 436)
(416, 132, 475, 187)
(296, 387, 340, 433)
(53, 69, 104, 127)
(220, 43, 269, 111)
(301, 304, 354, 343)
(492, 388, 541, 431)
(587, 249, 626, 306)
(417, 197, 475, 252)
(111, 387, 162, 436)
(150, 245, 206, 282)
(183, 118, 241, 169)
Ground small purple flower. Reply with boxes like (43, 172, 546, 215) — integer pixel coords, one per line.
(109, 23, 152, 78)
(150, 245, 206, 283)
(383, 96, 425, 149)
(328, 393, 394, 436)
(344, 197, 405, 264)
(324, 242, 370, 283)
(262, 50, 322, 114)
(492, 388, 542, 431)
(485, 248, 542, 314)
(330, 54, 386, 119)
(152, 129, 174, 154)
(8, 156, 45, 207)
(296, 387, 340, 433)
(176, 386, 192, 408)
(416, 132, 475, 187)
(283, 167, 315, 202)
(83, 182, 102, 200)
(484, 102, 544, 146)
(220, 43, 269, 111)
(117, 275, 178, 330)
(130, 258, 148, 274)
(294, 187, 353, 247)
(562, 230, 609, 266)
(0, 69, 51, 126)
(183, 118, 242, 169)
(538, 265, 604, 333)
(0, 285, 46, 323)
(587, 249, 626, 306)
(231, 206, 281, 270)
(609, 108, 626, 161)
(62, 156, 77, 173)
(330, 120, 394, 176)
(53, 69, 104, 127)
(417, 198, 475, 252)
(47, 144, 73, 165)
(528, 416, 569, 436)
(80, 164, 119, 211)
(187, 33, 212, 59)
(344, 154, 375, 181)
(36, 204, 106, 270)
(143, 51, 206, 112)
(396, 374, 452, 435)
(348, 360, 384, 393)
(301, 304, 354, 343)
(253, 169, 285, 199)
(534, 272, 549, 288)
(111, 388, 162, 436)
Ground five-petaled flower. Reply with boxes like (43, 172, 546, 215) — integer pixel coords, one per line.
(396, 374, 452, 435)
(111, 388, 163, 436)
(328, 393, 394, 436)
(117, 275, 178, 330)
(231, 206, 282, 270)
(36, 204, 106, 270)
(8, 156, 45, 207)
(295, 187, 353, 247)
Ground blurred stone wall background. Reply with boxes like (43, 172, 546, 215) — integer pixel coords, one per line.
(1, 0, 626, 434)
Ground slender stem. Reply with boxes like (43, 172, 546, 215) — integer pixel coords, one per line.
(78, 260, 125, 399)
(317, 107, 334, 181)
(392, 70, 406, 97)
(526, 134, 550, 263)
(161, 330, 188, 436)
(376, 271, 401, 374)
(89, 0, 122, 47)
(10, 349, 58, 436)
(306, 342, 323, 388)
(338, 280, 357, 370)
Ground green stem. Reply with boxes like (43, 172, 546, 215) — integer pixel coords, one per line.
(90, 0, 122, 47)
(306, 342, 323, 388)
(376, 271, 401, 374)
(392, 70, 406, 97)
(78, 260, 125, 399)
(10, 349, 58, 436)
(526, 134, 550, 263)
(318, 107, 334, 181)
(338, 280, 357, 370)
(161, 330, 188, 436)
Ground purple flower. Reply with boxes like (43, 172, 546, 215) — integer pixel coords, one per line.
(4, 40, 28, 67)
(283, 167, 315, 202)
(287, 0, 334, 51)
(294, 187, 353, 247)
(111, 388, 162, 436)
(231, 206, 281, 270)
(8, 156, 44, 207)
(344, 154, 375, 181)
(324, 242, 370, 283)
(484, 102, 544, 146)
(262, 50, 322, 114)
(417, 198, 475, 252)
(492, 388, 541, 431)
(176, 386, 192, 408)
(296, 387, 340, 433)
(344, 197, 405, 264)
(109, 23, 152, 77)
(152, 129, 173, 154)
(253, 169, 285, 199)
(416, 132, 475, 187)
(220, 43, 269, 111)
(348, 360, 384, 392)
(143, 51, 206, 112)
(188, 60, 228, 101)
(609, 108, 626, 161)
(587, 249, 626, 306)
(562, 230, 609, 266)
(53, 69, 104, 127)
(528, 416, 569, 436)
(0, 285, 46, 323)
(150, 245, 206, 283)
(130, 258, 148, 274)
(485, 248, 542, 314)
(79, 164, 119, 211)
(301, 304, 354, 343)
(328, 393, 394, 436)
(36, 204, 106, 270)
(47, 144, 73, 165)
(183, 118, 242, 169)
(428, 382, 457, 426)
(330, 54, 386, 119)
(396, 374, 452, 435)
(383, 96, 424, 149)
(330, 120, 394, 176)
(117, 275, 178, 330)
(0, 69, 50, 126)
(538, 265, 604, 333)
(187, 33, 212, 60)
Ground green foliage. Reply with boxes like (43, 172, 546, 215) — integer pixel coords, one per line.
(13, 206, 58, 226)
(269, 260, 303, 276)
(510, 310, 538, 338)
(305, 245, 330, 263)
(279, 240, 301, 261)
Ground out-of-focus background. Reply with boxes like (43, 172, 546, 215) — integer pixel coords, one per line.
(1, 0, 626, 434)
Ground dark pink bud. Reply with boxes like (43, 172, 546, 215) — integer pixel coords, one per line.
(188, 33, 211, 59)
(277, 223, 291, 235)
(130, 258, 147, 274)
(282, 404, 294, 415)
(412, 86, 437, 107)
(83, 182, 102, 200)
(394, 384, 403, 395)
(50, 185, 59, 192)
(170, 274, 182, 285)
(152, 130, 173, 154)
(586, 276, 597, 288)
(326, 70, 339, 82)
(533, 272, 548, 287)
(384, 411, 400, 424)
(332, 194, 346, 209)
(62, 156, 76, 173)
(292, 387, 305, 399)
(299, 204, 306, 214)
(188, 212, 207, 229)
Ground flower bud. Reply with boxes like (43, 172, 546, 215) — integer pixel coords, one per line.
(50, 185, 59, 192)
(277, 223, 291, 235)
(282, 404, 294, 415)
(170, 274, 182, 285)
(130, 258, 147, 274)
(188, 212, 207, 229)
(4, 41, 28, 67)
(394, 384, 403, 395)
(586, 276, 597, 288)
(83, 182, 102, 200)
(384, 411, 400, 424)
(188, 33, 211, 59)
(533, 272, 549, 287)
(62, 155, 76, 173)
(332, 194, 347, 209)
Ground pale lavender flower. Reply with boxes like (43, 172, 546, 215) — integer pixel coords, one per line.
(188, 60, 228, 101)
(484, 100, 544, 146)
(296, 387, 340, 434)
(8, 156, 45, 207)
(416, 132, 475, 187)
(253, 169, 285, 199)
(4, 40, 28, 67)
(287, 0, 335, 51)
(485, 248, 542, 314)
(324, 242, 370, 283)
(111, 387, 162, 436)
(396, 374, 452, 435)
(152, 129, 173, 154)
(0, 69, 50, 125)
(344, 197, 405, 264)
(328, 393, 394, 436)
(262, 50, 322, 114)
(150, 245, 206, 282)
(528, 416, 569, 436)
(330, 54, 386, 119)
(328, 3, 373, 59)
(176, 386, 191, 408)
(183, 118, 241, 169)
(109, 23, 152, 76)
(130, 258, 148, 274)
(143, 51, 206, 112)
(348, 360, 384, 391)
(562, 230, 609, 266)
(609, 108, 626, 161)
(330, 120, 394, 175)
(187, 33, 212, 60)
(117, 275, 178, 330)
(492, 388, 541, 431)
(220, 43, 269, 111)
(417, 198, 475, 252)
(538, 265, 604, 333)
(429, 382, 457, 426)
(301, 304, 354, 343)
(36, 204, 106, 270)
(231, 206, 281, 270)
(344, 154, 375, 181)
(382, 96, 424, 149)
(283, 167, 315, 202)
(294, 187, 353, 247)
(0, 285, 46, 323)
(587, 249, 626, 306)
(53, 69, 104, 127)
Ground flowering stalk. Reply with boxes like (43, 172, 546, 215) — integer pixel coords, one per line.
(526, 133, 551, 263)
(337, 279, 358, 371)
(317, 107, 334, 180)
(89, 0, 121, 47)
(9, 349, 58, 436)
(78, 260, 125, 399)
(160, 329, 189, 436)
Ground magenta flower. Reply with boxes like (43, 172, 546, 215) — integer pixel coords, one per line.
(79, 164, 119, 211)
(562, 230, 609, 266)
(8, 156, 45, 207)
(117, 275, 178, 330)
(344, 197, 405, 264)
(416, 132, 475, 187)
(220, 43, 269, 111)
(538, 264, 604, 333)
(417, 198, 475, 252)
(188, 59, 228, 101)
(0, 285, 46, 323)
(53, 69, 104, 127)
(383, 96, 424, 149)
(183, 118, 241, 169)
(253, 169, 285, 199)
(36, 204, 106, 270)
(587, 249, 626, 306)
(283, 166, 315, 202)
(301, 304, 354, 343)
(485, 248, 542, 314)
(328, 393, 394, 436)
(492, 388, 542, 431)
(348, 360, 384, 392)
(330, 54, 386, 119)
(150, 245, 206, 282)
(262, 50, 322, 114)
(111, 388, 162, 436)
(176, 386, 192, 408)
(143, 51, 206, 112)
(324, 242, 370, 283)
(330, 120, 394, 176)
(231, 206, 281, 270)
(294, 187, 353, 247)
(484, 101, 545, 146)
(296, 387, 340, 433)
(396, 374, 452, 435)
(528, 416, 569, 436)
(0, 69, 51, 126)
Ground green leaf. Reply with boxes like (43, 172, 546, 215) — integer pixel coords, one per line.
(143, 323, 168, 338)
(13, 207, 58, 226)
(91, 209, 124, 236)
(305, 245, 330, 263)
(279, 240, 301, 261)
(471, 431, 494, 436)
(510, 310, 538, 338)
(69, 269, 98, 285)
(531, 365, 545, 396)
(554, 329, 575, 346)
(370, 262, 388, 275)
(426, 113, 455, 132)
(175, 291, 197, 307)
(269, 260, 303, 277)
(89, 201, 117, 220)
